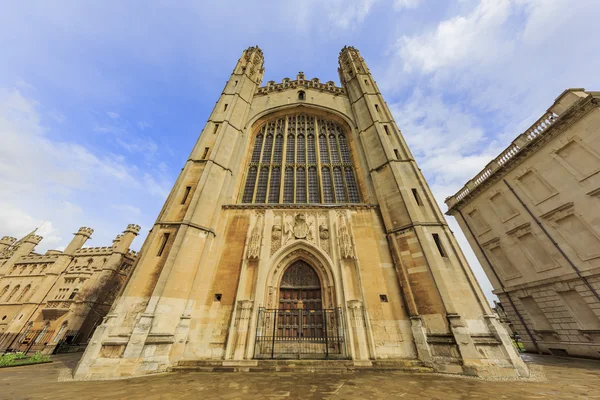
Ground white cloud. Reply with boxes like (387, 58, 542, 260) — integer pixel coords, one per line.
(112, 204, 142, 216)
(394, 0, 422, 10)
(137, 120, 152, 130)
(0, 87, 168, 252)
(107, 111, 120, 119)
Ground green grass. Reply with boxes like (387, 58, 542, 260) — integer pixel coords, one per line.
(0, 351, 51, 368)
(512, 340, 526, 352)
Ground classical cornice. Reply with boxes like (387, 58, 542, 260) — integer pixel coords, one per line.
(446, 90, 599, 212)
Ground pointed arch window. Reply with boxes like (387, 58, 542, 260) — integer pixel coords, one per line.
(17, 285, 31, 302)
(242, 113, 361, 204)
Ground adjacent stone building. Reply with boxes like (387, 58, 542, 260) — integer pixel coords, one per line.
(74, 46, 527, 380)
(446, 89, 600, 359)
(0, 225, 139, 354)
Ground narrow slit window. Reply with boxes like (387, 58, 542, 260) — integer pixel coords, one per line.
(394, 149, 400, 159)
(234, 80, 238, 87)
(213, 124, 219, 134)
(202, 147, 209, 160)
(157, 233, 170, 257)
(364, 79, 369, 86)
(224, 104, 228, 111)
(181, 186, 191, 204)
(412, 188, 423, 206)
(68, 288, 79, 300)
(432, 233, 447, 258)
(384, 125, 390, 135)
(375, 104, 381, 116)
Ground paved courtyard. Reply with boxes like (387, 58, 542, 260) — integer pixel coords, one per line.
(1, 353, 599, 399)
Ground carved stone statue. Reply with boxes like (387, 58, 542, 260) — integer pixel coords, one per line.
(319, 223, 329, 240)
(247, 214, 262, 259)
(338, 215, 354, 259)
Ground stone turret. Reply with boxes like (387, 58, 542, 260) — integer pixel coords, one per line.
(112, 224, 140, 253)
(64, 227, 94, 254)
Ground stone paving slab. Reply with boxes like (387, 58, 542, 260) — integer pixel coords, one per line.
(1, 353, 599, 399)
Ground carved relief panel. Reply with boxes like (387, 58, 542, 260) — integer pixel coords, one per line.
(270, 211, 331, 256)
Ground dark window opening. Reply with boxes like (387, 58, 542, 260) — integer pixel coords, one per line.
(214, 293, 222, 302)
(432, 233, 447, 258)
(213, 124, 219, 134)
(298, 91, 305, 101)
(224, 104, 228, 111)
(384, 125, 390, 135)
(364, 79, 369, 86)
(234, 80, 238, 87)
(181, 186, 191, 204)
(412, 188, 423, 206)
(202, 147, 209, 160)
(157, 233, 170, 257)
(379, 294, 388, 303)
(241, 67, 246, 73)
(375, 104, 381, 115)
(68, 288, 79, 300)
(394, 149, 400, 159)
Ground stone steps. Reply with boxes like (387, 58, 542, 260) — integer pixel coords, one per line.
(170, 359, 434, 373)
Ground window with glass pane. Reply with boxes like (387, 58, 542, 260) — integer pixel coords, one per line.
(333, 167, 346, 202)
(296, 167, 307, 203)
(283, 167, 294, 203)
(255, 167, 269, 203)
(242, 166, 258, 202)
(242, 113, 361, 204)
(269, 167, 281, 203)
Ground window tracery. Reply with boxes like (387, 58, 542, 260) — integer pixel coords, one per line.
(242, 114, 360, 204)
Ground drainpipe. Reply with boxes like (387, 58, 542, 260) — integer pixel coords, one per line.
(455, 209, 541, 353)
(503, 180, 600, 303)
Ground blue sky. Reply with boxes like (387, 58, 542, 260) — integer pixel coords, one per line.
(1, 0, 599, 303)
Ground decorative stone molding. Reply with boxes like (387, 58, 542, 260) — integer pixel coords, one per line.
(222, 204, 379, 210)
(539, 202, 575, 221)
(506, 222, 532, 237)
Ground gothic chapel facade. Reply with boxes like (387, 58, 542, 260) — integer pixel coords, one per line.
(75, 46, 527, 379)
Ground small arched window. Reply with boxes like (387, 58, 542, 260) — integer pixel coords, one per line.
(6, 285, 20, 302)
(17, 285, 31, 302)
(0, 285, 9, 300)
(298, 91, 305, 101)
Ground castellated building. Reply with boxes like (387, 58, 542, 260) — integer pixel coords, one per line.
(0, 225, 139, 355)
(74, 46, 527, 380)
(446, 89, 600, 359)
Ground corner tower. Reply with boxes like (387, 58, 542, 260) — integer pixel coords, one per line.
(75, 46, 527, 380)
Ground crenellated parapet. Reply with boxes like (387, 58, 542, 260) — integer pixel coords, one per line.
(126, 249, 138, 259)
(74, 246, 115, 255)
(125, 224, 141, 235)
(77, 227, 94, 238)
(15, 254, 59, 263)
(24, 234, 43, 244)
(256, 72, 345, 96)
(1, 236, 17, 245)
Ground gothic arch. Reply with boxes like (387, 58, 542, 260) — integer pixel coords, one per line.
(264, 240, 338, 310)
(245, 103, 357, 135)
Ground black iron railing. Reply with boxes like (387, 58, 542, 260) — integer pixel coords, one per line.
(254, 308, 347, 359)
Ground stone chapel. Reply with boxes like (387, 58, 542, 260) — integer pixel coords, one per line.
(74, 46, 527, 379)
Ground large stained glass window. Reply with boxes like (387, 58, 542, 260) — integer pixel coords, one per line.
(242, 113, 361, 204)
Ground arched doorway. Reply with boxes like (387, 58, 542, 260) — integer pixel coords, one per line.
(254, 258, 347, 360)
(278, 260, 322, 311)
